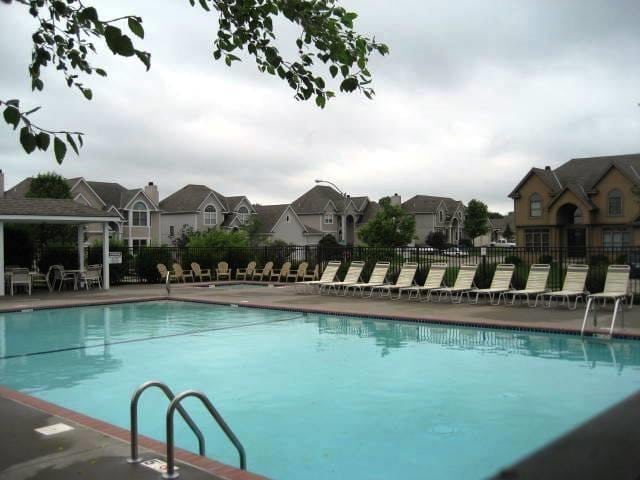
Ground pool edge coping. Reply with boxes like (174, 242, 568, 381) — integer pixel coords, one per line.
(0, 385, 267, 480)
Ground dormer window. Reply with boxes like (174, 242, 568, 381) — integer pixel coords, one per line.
(324, 213, 334, 224)
(132, 201, 148, 226)
(608, 189, 623, 216)
(529, 193, 542, 217)
(238, 206, 249, 225)
(204, 205, 216, 225)
(439, 210, 444, 222)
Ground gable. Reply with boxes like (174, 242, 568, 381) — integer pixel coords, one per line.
(273, 206, 307, 233)
(70, 178, 106, 208)
(231, 197, 255, 213)
(123, 190, 157, 211)
(198, 191, 227, 212)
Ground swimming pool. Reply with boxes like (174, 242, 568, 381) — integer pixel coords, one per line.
(1, 300, 639, 479)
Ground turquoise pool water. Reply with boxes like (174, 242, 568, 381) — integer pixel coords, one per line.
(1, 301, 639, 479)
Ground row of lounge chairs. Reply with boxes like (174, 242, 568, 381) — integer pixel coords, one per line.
(296, 260, 634, 312)
(157, 261, 318, 283)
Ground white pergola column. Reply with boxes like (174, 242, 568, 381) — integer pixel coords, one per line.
(341, 215, 347, 243)
(102, 223, 110, 290)
(0, 221, 4, 297)
(77, 225, 85, 271)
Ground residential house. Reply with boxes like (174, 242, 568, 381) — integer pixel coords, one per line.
(474, 212, 515, 246)
(291, 185, 377, 245)
(253, 204, 323, 245)
(5, 176, 161, 246)
(159, 184, 255, 245)
(401, 195, 466, 245)
(509, 153, 640, 251)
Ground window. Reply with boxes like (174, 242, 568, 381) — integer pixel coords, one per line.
(238, 206, 249, 225)
(132, 239, 147, 248)
(603, 228, 630, 248)
(324, 213, 334, 224)
(439, 211, 444, 222)
(525, 228, 549, 249)
(286, 214, 290, 223)
(608, 189, 623, 216)
(529, 193, 542, 217)
(204, 205, 216, 225)
(169, 225, 175, 237)
(132, 201, 148, 226)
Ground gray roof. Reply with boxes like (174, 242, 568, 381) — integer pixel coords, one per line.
(402, 195, 464, 214)
(358, 201, 379, 224)
(0, 198, 118, 219)
(253, 204, 289, 233)
(292, 186, 368, 214)
(489, 212, 514, 231)
(160, 184, 231, 212)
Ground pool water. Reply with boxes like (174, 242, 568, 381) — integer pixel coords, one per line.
(1, 301, 639, 479)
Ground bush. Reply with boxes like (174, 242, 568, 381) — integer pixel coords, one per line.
(135, 246, 173, 283)
(458, 238, 473, 248)
(589, 254, 609, 266)
(539, 254, 553, 264)
(87, 240, 133, 285)
(426, 231, 447, 250)
(475, 262, 497, 288)
(504, 255, 523, 266)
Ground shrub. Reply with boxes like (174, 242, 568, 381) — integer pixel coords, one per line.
(134, 246, 172, 283)
(426, 231, 447, 250)
(458, 238, 473, 248)
(475, 262, 497, 288)
(504, 255, 523, 266)
(589, 254, 609, 266)
(539, 254, 553, 264)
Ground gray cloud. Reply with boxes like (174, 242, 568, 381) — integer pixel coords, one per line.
(2, 0, 640, 214)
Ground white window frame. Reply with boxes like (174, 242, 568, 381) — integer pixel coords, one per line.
(608, 189, 623, 217)
(529, 193, 542, 218)
(132, 201, 149, 226)
(204, 205, 217, 226)
(324, 213, 334, 225)
(237, 206, 249, 225)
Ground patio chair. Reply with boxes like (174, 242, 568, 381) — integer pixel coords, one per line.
(215, 262, 231, 281)
(191, 262, 212, 282)
(302, 265, 319, 282)
(369, 262, 419, 298)
(295, 261, 340, 293)
(397, 263, 447, 301)
(430, 264, 479, 303)
(537, 264, 589, 310)
(270, 262, 291, 282)
(9, 268, 32, 296)
(287, 262, 308, 283)
(52, 265, 77, 291)
(157, 263, 177, 283)
(82, 264, 102, 290)
(173, 263, 194, 283)
(500, 264, 551, 307)
(31, 266, 52, 292)
(320, 261, 366, 295)
(344, 261, 391, 297)
(581, 265, 632, 336)
(236, 261, 256, 280)
(468, 264, 515, 305)
(252, 261, 274, 281)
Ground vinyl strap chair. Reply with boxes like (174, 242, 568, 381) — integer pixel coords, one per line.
(320, 261, 366, 295)
(295, 261, 340, 293)
(537, 264, 589, 310)
(397, 263, 447, 301)
(500, 264, 550, 307)
(468, 264, 515, 305)
(430, 264, 479, 303)
(344, 261, 391, 297)
(369, 262, 418, 298)
(581, 265, 632, 337)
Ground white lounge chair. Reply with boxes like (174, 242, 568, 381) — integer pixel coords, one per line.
(537, 264, 589, 310)
(320, 261, 366, 295)
(344, 261, 391, 297)
(369, 262, 418, 298)
(500, 264, 550, 306)
(581, 265, 632, 336)
(295, 261, 341, 293)
(468, 264, 515, 305)
(430, 264, 478, 303)
(398, 263, 447, 301)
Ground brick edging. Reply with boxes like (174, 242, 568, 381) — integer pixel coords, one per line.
(0, 386, 266, 480)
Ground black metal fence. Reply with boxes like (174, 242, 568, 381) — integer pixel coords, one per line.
(10, 245, 640, 295)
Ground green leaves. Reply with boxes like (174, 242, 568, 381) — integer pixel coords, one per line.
(20, 127, 37, 154)
(105, 26, 135, 57)
(128, 18, 145, 39)
(3, 106, 20, 130)
(54, 137, 67, 164)
(36, 132, 50, 151)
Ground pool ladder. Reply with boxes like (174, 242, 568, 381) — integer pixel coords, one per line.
(128, 381, 246, 479)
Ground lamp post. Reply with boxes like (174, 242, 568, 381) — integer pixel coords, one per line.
(315, 179, 348, 244)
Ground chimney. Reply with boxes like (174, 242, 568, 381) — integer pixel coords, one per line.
(544, 166, 551, 171)
(144, 181, 159, 205)
(0, 169, 4, 198)
(390, 193, 401, 206)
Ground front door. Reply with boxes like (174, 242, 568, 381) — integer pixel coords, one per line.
(566, 228, 586, 257)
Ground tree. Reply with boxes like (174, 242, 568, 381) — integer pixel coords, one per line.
(464, 199, 489, 240)
(169, 225, 194, 248)
(488, 211, 504, 219)
(242, 216, 264, 247)
(26, 171, 74, 247)
(503, 224, 514, 242)
(186, 228, 249, 248)
(1, 0, 388, 163)
(426, 231, 446, 250)
(358, 197, 415, 247)
(318, 233, 340, 248)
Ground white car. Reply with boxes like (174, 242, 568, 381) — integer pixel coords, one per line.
(489, 239, 516, 248)
(444, 247, 469, 257)
(401, 246, 437, 260)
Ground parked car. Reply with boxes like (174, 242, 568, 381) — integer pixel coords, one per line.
(400, 246, 437, 260)
(444, 247, 469, 257)
(489, 239, 516, 248)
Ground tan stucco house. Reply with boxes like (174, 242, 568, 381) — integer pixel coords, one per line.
(509, 153, 640, 252)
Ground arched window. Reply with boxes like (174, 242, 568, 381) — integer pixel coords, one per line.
(529, 193, 542, 217)
(132, 201, 148, 226)
(204, 205, 216, 225)
(573, 207, 583, 225)
(238, 206, 249, 225)
(608, 189, 623, 216)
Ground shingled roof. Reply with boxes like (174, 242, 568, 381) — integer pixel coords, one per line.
(159, 184, 230, 212)
(0, 198, 119, 219)
(254, 204, 320, 235)
(402, 195, 464, 214)
(292, 185, 368, 214)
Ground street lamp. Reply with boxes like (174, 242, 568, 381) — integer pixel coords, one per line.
(314, 179, 346, 198)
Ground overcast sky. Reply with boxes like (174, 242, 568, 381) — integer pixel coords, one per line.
(2, 0, 640, 213)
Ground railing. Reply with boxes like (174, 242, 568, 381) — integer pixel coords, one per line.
(128, 381, 205, 464)
(165, 390, 246, 479)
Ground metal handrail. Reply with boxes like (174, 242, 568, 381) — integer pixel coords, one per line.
(128, 381, 205, 464)
(164, 390, 246, 479)
(166, 271, 171, 295)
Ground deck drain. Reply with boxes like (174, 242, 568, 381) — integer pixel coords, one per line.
(141, 459, 178, 474)
(35, 423, 74, 436)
